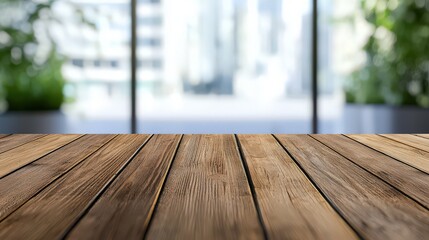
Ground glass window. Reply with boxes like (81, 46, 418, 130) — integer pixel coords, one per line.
(0, 0, 131, 133)
(318, 0, 367, 133)
(58, 0, 131, 133)
(137, 0, 315, 133)
(0, 0, 352, 134)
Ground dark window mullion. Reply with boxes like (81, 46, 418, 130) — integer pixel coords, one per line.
(131, 0, 137, 133)
(311, 0, 319, 134)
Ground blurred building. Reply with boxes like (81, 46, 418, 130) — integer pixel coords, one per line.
(53, 0, 344, 133)
(60, 0, 338, 97)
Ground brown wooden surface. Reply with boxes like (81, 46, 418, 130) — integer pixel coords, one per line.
(0, 134, 115, 221)
(275, 134, 429, 240)
(313, 134, 429, 209)
(68, 134, 182, 239)
(0, 134, 428, 240)
(0, 134, 46, 154)
(380, 134, 429, 152)
(348, 134, 429, 174)
(0, 134, 150, 240)
(416, 134, 429, 139)
(145, 135, 264, 239)
(0, 134, 81, 178)
(237, 135, 357, 240)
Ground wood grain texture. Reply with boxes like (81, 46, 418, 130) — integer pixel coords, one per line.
(237, 135, 357, 240)
(381, 134, 429, 152)
(0, 134, 9, 139)
(275, 134, 429, 240)
(0, 134, 115, 221)
(313, 134, 429, 209)
(145, 135, 264, 240)
(0, 134, 45, 154)
(348, 134, 429, 174)
(416, 134, 429, 139)
(0, 134, 81, 178)
(0, 134, 150, 240)
(67, 134, 182, 240)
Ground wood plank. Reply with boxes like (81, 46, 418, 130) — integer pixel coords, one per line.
(275, 134, 429, 240)
(0, 134, 46, 154)
(145, 135, 264, 240)
(0, 134, 116, 221)
(0, 134, 150, 240)
(348, 134, 429, 174)
(0, 134, 81, 178)
(313, 134, 429, 209)
(0, 134, 9, 139)
(237, 135, 357, 240)
(67, 134, 182, 239)
(381, 134, 429, 152)
(416, 134, 429, 139)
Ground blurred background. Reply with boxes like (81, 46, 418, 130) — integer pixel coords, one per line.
(0, 0, 428, 134)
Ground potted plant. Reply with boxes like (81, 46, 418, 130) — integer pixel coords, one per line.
(0, 0, 91, 133)
(343, 0, 429, 133)
(0, 1, 66, 133)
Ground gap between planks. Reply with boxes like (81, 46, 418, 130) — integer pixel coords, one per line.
(379, 134, 429, 153)
(144, 135, 264, 240)
(0, 135, 152, 240)
(0, 134, 47, 154)
(275, 134, 429, 240)
(237, 134, 357, 240)
(234, 134, 269, 240)
(66, 134, 183, 240)
(1, 134, 428, 240)
(345, 134, 429, 175)
(0, 134, 117, 222)
(311, 134, 429, 211)
(0, 134, 83, 178)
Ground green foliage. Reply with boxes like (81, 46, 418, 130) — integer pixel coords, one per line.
(0, 49, 65, 111)
(346, 0, 429, 107)
(0, 1, 68, 111)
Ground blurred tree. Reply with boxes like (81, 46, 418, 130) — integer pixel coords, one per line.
(346, 0, 429, 107)
(0, 0, 90, 111)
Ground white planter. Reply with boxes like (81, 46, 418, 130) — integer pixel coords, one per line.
(343, 104, 429, 133)
(0, 111, 68, 133)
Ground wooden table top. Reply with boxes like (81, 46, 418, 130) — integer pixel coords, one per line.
(0, 134, 428, 239)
